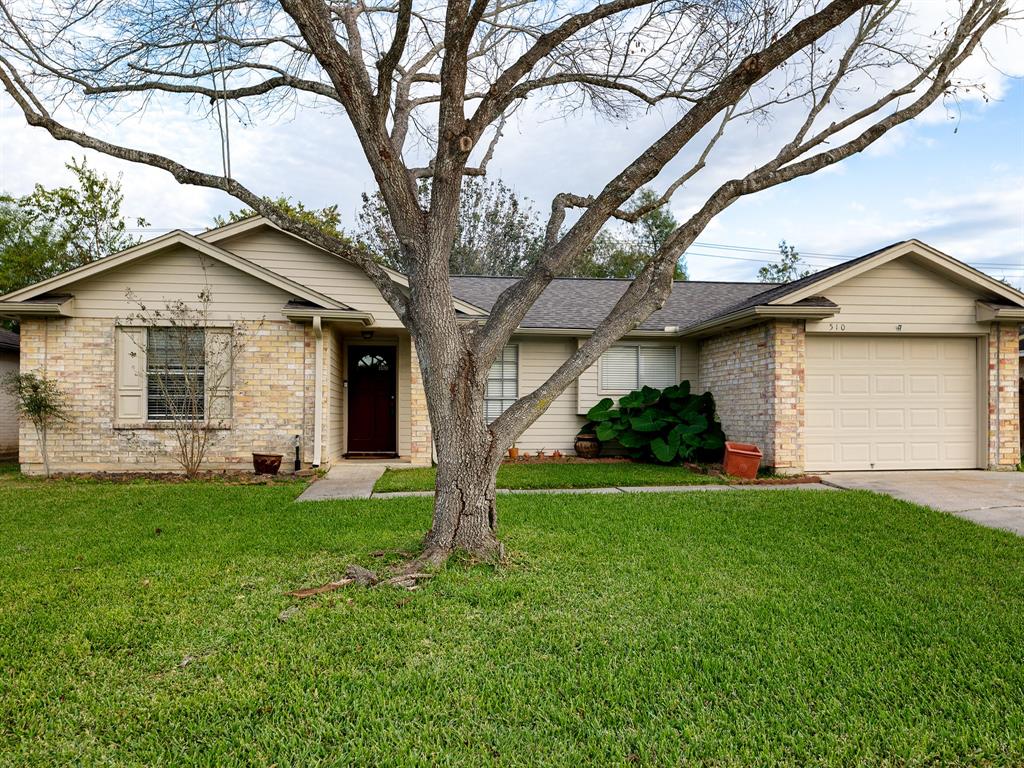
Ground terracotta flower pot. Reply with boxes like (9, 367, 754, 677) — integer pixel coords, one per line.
(722, 442, 762, 479)
(252, 453, 283, 475)
(508, 446, 519, 460)
(574, 433, 601, 459)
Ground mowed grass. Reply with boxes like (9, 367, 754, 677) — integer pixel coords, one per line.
(1, 477, 1023, 766)
(374, 461, 723, 492)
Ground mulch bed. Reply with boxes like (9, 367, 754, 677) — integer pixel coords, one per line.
(47, 469, 314, 484)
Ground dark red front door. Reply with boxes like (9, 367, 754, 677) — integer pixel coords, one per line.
(347, 346, 397, 455)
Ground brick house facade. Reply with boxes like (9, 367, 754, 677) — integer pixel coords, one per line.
(1, 220, 1021, 475)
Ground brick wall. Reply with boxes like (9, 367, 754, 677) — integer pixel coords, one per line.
(697, 321, 805, 471)
(988, 322, 1021, 469)
(19, 317, 311, 474)
(408, 338, 433, 465)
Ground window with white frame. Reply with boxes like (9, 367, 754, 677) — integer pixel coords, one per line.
(146, 327, 206, 421)
(484, 344, 518, 422)
(599, 344, 677, 392)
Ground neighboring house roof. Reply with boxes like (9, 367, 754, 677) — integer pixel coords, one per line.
(0, 329, 18, 353)
(0, 230, 347, 311)
(448, 276, 779, 331)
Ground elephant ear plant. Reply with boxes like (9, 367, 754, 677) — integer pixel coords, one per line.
(585, 382, 726, 464)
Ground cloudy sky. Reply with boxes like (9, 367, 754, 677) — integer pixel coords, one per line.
(1, 4, 1022, 288)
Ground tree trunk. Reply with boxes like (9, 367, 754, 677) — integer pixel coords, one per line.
(424, 427, 504, 563)
(37, 423, 50, 478)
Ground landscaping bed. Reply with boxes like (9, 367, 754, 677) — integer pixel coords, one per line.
(1, 479, 1022, 765)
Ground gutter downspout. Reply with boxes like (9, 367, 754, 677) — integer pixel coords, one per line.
(312, 315, 324, 468)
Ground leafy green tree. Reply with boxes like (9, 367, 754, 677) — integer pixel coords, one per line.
(757, 241, 812, 283)
(215, 197, 346, 240)
(356, 178, 543, 275)
(0, 158, 146, 296)
(569, 189, 687, 279)
(3, 371, 71, 477)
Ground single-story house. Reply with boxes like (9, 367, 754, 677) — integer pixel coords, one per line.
(0, 215, 1020, 475)
(0, 329, 19, 460)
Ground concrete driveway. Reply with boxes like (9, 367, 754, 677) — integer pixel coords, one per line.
(823, 470, 1024, 536)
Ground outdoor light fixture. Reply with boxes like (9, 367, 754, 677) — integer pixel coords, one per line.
(361, 330, 374, 339)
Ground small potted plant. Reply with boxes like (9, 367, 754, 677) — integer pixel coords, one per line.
(508, 444, 519, 461)
(535, 448, 546, 459)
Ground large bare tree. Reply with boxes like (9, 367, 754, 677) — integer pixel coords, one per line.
(0, 0, 1013, 564)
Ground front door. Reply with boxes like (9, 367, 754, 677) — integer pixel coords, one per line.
(347, 345, 397, 456)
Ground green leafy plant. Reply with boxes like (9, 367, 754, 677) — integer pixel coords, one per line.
(3, 371, 71, 477)
(584, 381, 726, 464)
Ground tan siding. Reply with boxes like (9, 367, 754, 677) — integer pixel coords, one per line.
(328, 328, 344, 462)
(0, 351, 18, 457)
(215, 229, 405, 328)
(398, 336, 412, 457)
(514, 336, 585, 454)
(70, 247, 290, 320)
(806, 257, 986, 335)
(576, 339, 698, 415)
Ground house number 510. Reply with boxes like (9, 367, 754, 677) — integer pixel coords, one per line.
(828, 323, 846, 331)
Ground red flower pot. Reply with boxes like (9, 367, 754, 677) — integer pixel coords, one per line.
(723, 442, 762, 479)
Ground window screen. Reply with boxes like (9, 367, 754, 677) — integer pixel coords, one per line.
(484, 345, 518, 423)
(146, 327, 206, 421)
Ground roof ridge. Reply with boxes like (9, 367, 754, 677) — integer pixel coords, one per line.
(449, 274, 780, 286)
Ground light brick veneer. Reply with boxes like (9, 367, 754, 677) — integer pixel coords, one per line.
(408, 339, 433, 465)
(19, 317, 312, 474)
(988, 322, 1020, 469)
(698, 321, 805, 471)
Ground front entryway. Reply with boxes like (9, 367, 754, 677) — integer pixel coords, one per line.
(347, 345, 397, 456)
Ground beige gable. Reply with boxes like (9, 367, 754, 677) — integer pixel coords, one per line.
(69, 246, 292, 321)
(805, 256, 990, 335)
(214, 228, 405, 328)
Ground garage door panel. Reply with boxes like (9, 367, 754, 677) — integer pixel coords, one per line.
(840, 409, 870, 428)
(839, 339, 870, 359)
(875, 443, 906, 463)
(839, 374, 870, 394)
(909, 409, 939, 428)
(805, 336, 978, 471)
(875, 375, 904, 394)
(909, 375, 939, 394)
(944, 408, 974, 428)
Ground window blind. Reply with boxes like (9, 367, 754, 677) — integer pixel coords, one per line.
(484, 344, 518, 423)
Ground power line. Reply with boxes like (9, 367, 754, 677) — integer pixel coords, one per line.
(120, 226, 1024, 275)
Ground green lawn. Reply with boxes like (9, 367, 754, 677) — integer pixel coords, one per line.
(374, 461, 725, 492)
(1, 477, 1023, 766)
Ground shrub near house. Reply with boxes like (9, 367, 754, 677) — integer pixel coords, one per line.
(585, 382, 726, 464)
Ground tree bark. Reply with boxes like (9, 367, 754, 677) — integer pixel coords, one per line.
(425, 427, 504, 563)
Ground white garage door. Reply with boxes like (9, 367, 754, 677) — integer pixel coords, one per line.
(805, 336, 978, 471)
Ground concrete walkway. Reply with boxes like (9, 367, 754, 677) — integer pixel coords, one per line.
(822, 470, 1024, 536)
(296, 464, 386, 502)
(371, 483, 831, 499)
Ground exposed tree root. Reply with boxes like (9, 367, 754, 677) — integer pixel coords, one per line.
(285, 578, 353, 598)
(281, 538, 504, 606)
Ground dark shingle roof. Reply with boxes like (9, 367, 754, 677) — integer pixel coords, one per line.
(447, 241, 911, 333)
(448, 276, 779, 331)
(0, 329, 19, 352)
